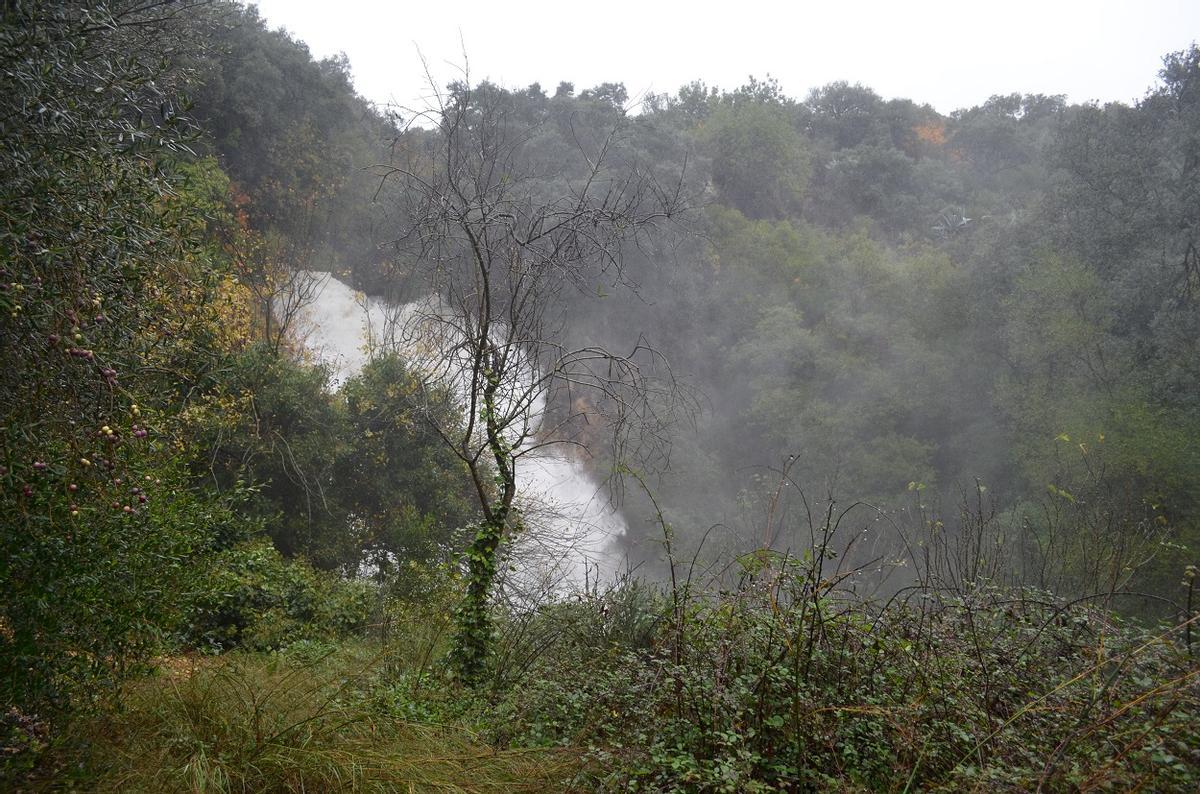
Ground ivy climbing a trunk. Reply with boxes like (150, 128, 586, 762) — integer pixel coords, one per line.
(382, 72, 693, 682)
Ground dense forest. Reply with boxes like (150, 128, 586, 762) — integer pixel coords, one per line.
(2, 2, 1198, 790)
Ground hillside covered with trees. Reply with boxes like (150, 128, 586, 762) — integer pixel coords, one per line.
(2, 2, 1198, 790)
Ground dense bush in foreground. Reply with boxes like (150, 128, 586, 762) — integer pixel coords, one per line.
(478, 577, 1199, 791)
(22, 571, 1198, 791)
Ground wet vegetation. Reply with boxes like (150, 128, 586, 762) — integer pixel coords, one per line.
(2, 2, 1198, 790)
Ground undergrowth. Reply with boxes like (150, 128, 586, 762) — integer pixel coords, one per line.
(471, 576, 1200, 791)
(15, 565, 1200, 792)
(31, 643, 576, 792)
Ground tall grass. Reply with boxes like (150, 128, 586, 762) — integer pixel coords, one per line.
(49, 643, 576, 793)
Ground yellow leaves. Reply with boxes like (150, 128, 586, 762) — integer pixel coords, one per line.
(1047, 483, 1076, 503)
(913, 120, 947, 146)
(211, 274, 254, 351)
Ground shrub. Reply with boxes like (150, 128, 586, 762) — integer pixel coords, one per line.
(472, 572, 1200, 791)
(182, 540, 375, 653)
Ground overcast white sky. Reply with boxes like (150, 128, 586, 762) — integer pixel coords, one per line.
(250, 0, 1198, 114)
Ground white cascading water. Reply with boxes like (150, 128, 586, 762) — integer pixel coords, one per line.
(285, 270, 624, 594)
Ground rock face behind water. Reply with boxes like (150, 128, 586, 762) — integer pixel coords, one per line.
(283, 270, 624, 595)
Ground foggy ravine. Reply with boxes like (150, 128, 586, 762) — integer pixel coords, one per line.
(287, 270, 625, 591)
(8, 2, 1200, 787)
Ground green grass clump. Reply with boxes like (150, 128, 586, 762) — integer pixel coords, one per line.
(44, 644, 576, 793)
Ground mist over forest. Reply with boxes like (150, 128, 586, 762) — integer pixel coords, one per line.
(2, 2, 1198, 790)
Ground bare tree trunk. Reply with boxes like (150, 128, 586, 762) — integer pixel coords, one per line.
(380, 71, 694, 682)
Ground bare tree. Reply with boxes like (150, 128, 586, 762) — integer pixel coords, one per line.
(378, 76, 692, 680)
(257, 266, 323, 354)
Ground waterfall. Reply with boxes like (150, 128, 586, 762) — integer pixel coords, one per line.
(285, 270, 624, 593)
